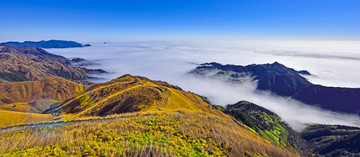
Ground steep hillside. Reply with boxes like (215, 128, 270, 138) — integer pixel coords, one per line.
(191, 62, 360, 115)
(0, 77, 80, 115)
(52, 74, 225, 117)
(301, 124, 360, 157)
(214, 101, 310, 156)
(0, 45, 88, 81)
(0, 40, 91, 48)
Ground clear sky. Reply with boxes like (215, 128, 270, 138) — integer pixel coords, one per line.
(1, 0, 359, 41)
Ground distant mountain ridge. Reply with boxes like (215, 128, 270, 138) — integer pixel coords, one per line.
(0, 40, 91, 48)
(0, 45, 105, 82)
(191, 62, 360, 115)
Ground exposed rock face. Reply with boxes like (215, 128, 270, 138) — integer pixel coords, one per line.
(191, 62, 360, 115)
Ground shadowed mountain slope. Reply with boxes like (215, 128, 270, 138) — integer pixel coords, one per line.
(191, 62, 360, 115)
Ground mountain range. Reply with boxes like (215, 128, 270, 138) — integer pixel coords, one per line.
(191, 62, 360, 115)
(0, 40, 91, 48)
(0, 45, 105, 82)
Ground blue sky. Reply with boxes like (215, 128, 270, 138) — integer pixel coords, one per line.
(1, 0, 359, 41)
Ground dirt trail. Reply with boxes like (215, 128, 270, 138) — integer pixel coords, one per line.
(154, 87, 168, 111)
(0, 116, 152, 133)
(135, 82, 168, 111)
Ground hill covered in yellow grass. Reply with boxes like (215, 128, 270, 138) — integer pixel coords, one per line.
(0, 77, 80, 106)
(55, 74, 225, 118)
(0, 77, 82, 128)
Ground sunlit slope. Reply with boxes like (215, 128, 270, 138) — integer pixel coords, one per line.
(0, 77, 79, 105)
(58, 74, 224, 117)
(0, 111, 299, 157)
(0, 77, 81, 120)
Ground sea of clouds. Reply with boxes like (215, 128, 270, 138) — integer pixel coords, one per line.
(47, 40, 360, 130)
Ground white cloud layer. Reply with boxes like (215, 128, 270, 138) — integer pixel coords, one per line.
(47, 40, 360, 130)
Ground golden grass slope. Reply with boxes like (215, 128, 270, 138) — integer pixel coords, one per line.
(0, 77, 80, 106)
(59, 74, 225, 117)
(0, 111, 299, 157)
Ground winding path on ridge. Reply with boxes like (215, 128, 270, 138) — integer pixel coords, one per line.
(135, 82, 168, 111)
(153, 87, 168, 111)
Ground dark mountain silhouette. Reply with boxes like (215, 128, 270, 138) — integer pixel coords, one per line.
(191, 62, 360, 115)
(0, 40, 91, 48)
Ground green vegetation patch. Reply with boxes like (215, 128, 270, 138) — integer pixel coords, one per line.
(213, 101, 310, 156)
